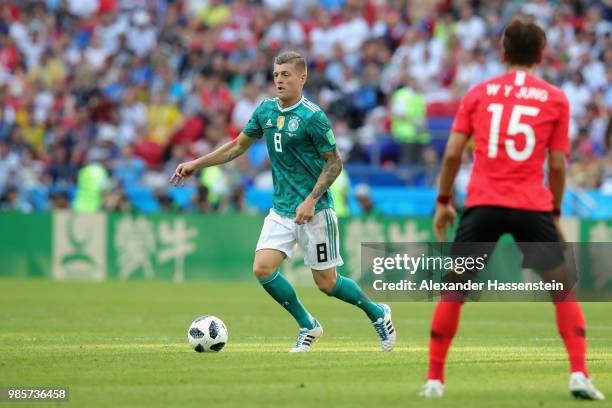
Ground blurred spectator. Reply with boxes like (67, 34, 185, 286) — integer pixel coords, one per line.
(570, 139, 603, 189)
(330, 168, 350, 217)
(0, 186, 32, 212)
(354, 183, 377, 216)
(579, 52, 607, 91)
(0, 140, 19, 187)
(0, 98, 13, 141)
(562, 71, 592, 131)
(147, 90, 182, 146)
(231, 81, 265, 131)
(193, 185, 212, 213)
(67, 0, 98, 17)
(96, 9, 128, 55)
(157, 191, 175, 212)
(199, 0, 231, 28)
(127, 10, 157, 57)
(199, 166, 228, 211)
(263, 11, 306, 48)
(117, 88, 148, 146)
(346, 63, 385, 129)
(600, 150, 612, 194)
(50, 190, 71, 210)
(0, 0, 609, 214)
(455, 5, 486, 51)
(390, 76, 429, 163)
(335, 3, 369, 59)
(605, 67, 612, 109)
(114, 144, 146, 187)
(47, 145, 78, 185)
(523, 0, 553, 27)
(86, 124, 119, 165)
(73, 162, 111, 213)
(222, 186, 257, 214)
(84, 33, 110, 72)
(309, 11, 336, 59)
(421, 146, 440, 187)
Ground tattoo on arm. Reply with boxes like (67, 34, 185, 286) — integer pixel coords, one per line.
(309, 150, 342, 201)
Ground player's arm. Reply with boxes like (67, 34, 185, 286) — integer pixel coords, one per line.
(548, 151, 566, 212)
(547, 93, 571, 241)
(295, 149, 343, 224)
(434, 131, 470, 241)
(310, 149, 343, 200)
(295, 109, 341, 224)
(169, 133, 255, 186)
(433, 85, 476, 241)
(548, 150, 566, 241)
(438, 132, 469, 197)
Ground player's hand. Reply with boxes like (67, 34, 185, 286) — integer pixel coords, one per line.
(433, 203, 457, 242)
(169, 161, 198, 186)
(295, 196, 316, 225)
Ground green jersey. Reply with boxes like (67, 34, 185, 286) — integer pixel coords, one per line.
(243, 96, 337, 217)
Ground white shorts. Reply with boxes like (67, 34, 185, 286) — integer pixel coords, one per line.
(256, 208, 344, 270)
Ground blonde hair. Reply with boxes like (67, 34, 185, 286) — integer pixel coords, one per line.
(274, 51, 307, 73)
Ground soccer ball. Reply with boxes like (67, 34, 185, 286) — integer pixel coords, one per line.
(187, 316, 228, 352)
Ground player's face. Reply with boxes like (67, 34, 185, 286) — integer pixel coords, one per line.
(273, 63, 306, 102)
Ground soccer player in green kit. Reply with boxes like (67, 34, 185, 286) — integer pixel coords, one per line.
(170, 51, 396, 352)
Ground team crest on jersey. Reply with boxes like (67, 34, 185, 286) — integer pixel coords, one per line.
(288, 117, 299, 132)
(276, 116, 285, 129)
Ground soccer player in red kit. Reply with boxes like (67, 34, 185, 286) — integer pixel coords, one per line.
(419, 20, 605, 400)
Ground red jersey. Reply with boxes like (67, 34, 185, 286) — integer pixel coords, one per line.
(451, 70, 570, 211)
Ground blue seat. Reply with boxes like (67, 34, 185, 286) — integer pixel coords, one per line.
(371, 187, 436, 216)
(427, 117, 453, 155)
(427, 117, 454, 132)
(244, 184, 612, 219)
(168, 185, 196, 209)
(248, 140, 269, 167)
(114, 159, 146, 187)
(125, 185, 160, 213)
(582, 191, 612, 219)
(246, 186, 436, 216)
(27, 187, 50, 211)
(245, 187, 273, 212)
(345, 164, 411, 186)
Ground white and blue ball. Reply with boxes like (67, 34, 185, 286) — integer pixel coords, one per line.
(187, 316, 228, 352)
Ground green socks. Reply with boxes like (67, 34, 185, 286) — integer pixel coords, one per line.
(329, 275, 384, 322)
(259, 271, 383, 327)
(259, 270, 315, 329)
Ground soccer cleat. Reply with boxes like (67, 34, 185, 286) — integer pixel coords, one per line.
(419, 379, 445, 398)
(569, 372, 605, 401)
(372, 303, 396, 352)
(289, 319, 323, 353)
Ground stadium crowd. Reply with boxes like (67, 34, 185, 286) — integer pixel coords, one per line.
(0, 0, 611, 213)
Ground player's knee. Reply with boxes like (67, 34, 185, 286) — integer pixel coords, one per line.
(316, 276, 337, 294)
(253, 265, 275, 281)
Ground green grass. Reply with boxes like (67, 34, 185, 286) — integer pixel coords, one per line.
(0, 278, 610, 408)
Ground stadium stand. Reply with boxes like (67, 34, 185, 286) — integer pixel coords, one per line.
(0, 0, 610, 216)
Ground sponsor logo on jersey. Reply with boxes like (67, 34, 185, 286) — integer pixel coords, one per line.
(288, 117, 299, 132)
(266, 119, 273, 126)
(277, 116, 285, 129)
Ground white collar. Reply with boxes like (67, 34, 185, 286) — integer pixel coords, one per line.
(277, 96, 303, 112)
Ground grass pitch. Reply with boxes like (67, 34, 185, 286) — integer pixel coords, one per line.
(0, 278, 610, 408)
